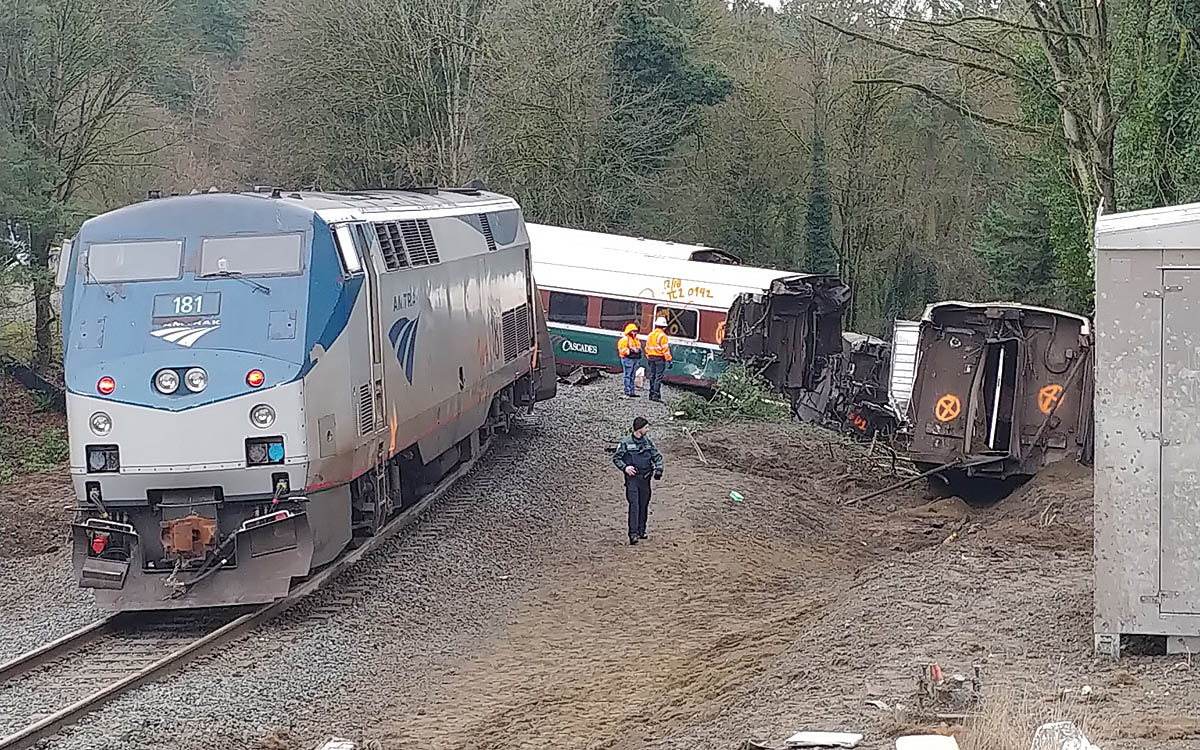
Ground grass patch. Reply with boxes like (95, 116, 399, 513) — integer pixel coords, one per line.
(675, 364, 790, 423)
(0, 428, 69, 485)
(0, 321, 34, 362)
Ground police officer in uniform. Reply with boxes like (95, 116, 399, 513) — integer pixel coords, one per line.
(612, 416, 663, 545)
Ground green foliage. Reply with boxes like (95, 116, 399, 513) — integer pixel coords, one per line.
(675, 364, 790, 423)
(973, 173, 1059, 307)
(0, 428, 69, 485)
(804, 132, 836, 274)
(609, 0, 732, 178)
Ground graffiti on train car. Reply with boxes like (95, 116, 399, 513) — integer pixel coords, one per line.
(663, 277, 715, 302)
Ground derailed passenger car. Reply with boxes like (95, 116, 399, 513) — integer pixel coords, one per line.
(906, 301, 1094, 483)
(720, 275, 853, 424)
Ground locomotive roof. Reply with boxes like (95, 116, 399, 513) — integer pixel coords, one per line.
(921, 300, 1092, 335)
(526, 223, 742, 263)
(77, 188, 520, 235)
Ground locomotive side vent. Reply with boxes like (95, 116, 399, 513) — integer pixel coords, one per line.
(374, 222, 410, 271)
(357, 383, 374, 436)
(479, 213, 497, 252)
(401, 219, 440, 267)
(501, 303, 532, 363)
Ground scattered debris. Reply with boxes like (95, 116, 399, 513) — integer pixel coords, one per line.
(559, 366, 603, 386)
(916, 664, 982, 714)
(743, 741, 776, 750)
(1029, 721, 1099, 750)
(683, 427, 707, 464)
(896, 736, 959, 750)
(865, 699, 890, 711)
(785, 731, 863, 748)
(730, 491, 745, 503)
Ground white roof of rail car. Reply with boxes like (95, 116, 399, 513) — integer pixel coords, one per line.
(527, 223, 740, 262)
(1094, 200, 1200, 250)
(531, 241, 807, 309)
(238, 188, 520, 223)
(921, 300, 1091, 335)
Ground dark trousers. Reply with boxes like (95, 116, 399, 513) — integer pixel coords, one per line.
(647, 357, 667, 399)
(621, 357, 638, 395)
(625, 475, 651, 539)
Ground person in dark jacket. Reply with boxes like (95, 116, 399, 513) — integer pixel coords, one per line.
(612, 416, 664, 545)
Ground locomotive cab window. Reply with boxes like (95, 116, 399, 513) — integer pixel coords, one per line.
(653, 305, 698, 340)
(332, 225, 364, 275)
(85, 239, 183, 283)
(599, 298, 639, 331)
(547, 291, 589, 326)
(199, 233, 303, 278)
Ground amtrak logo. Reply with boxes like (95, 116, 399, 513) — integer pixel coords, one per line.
(151, 322, 219, 348)
(388, 315, 420, 384)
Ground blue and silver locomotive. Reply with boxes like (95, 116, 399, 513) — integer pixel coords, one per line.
(56, 187, 556, 611)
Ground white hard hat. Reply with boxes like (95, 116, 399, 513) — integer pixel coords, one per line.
(654, 316, 668, 327)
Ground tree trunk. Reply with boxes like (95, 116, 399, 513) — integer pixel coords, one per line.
(31, 231, 56, 370)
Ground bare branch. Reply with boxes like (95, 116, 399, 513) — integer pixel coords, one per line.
(878, 14, 1089, 40)
(854, 78, 1054, 137)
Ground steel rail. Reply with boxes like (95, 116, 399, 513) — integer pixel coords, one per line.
(0, 433, 495, 750)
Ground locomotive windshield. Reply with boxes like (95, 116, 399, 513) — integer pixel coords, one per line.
(199, 233, 304, 277)
(86, 239, 183, 283)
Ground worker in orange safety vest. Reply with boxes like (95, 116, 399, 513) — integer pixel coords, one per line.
(645, 316, 672, 402)
(616, 322, 643, 397)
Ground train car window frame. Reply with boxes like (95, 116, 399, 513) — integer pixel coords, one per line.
(547, 291, 589, 326)
(653, 305, 699, 340)
(84, 239, 184, 284)
(332, 224, 364, 275)
(198, 232, 305, 279)
(598, 297, 640, 331)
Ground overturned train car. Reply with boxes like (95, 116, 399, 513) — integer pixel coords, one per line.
(906, 301, 1094, 483)
(721, 275, 874, 426)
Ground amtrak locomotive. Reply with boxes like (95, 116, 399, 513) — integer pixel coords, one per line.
(57, 187, 556, 611)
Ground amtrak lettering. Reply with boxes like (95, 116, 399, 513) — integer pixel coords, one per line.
(388, 315, 420, 384)
(150, 319, 220, 348)
(392, 290, 417, 311)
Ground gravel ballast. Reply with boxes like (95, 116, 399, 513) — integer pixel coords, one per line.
(32, 378, 675, 750)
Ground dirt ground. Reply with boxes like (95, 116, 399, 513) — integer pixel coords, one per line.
(364, 413, 1198, 750)
(0, 374, 71, 557)
(4, 373, 1199, 750)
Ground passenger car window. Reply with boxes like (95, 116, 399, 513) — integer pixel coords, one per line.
(199, 234, 303, 278)
(85, 240, 183, 283)
(547, 292, 589, 325)
(599, 298, 639, 331)
(654, 305, 699, 339)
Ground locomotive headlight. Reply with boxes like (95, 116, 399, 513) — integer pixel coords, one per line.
(154, 369, 179, 394)
(89, 412, 112, 436)
(250, 404, 276, 429)
(184, 367, 208, 393)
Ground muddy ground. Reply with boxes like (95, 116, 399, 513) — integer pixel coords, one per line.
(0, 374, 71, 557)
(3, 372, 1199, 750)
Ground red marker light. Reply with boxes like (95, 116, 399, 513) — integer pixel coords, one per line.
(274, 511, 289, 521)
(246, 370, 265, 387)
(97, 377, 116, 395)
(92, 534, 108, 555)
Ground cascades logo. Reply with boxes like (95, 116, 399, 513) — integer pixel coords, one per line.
(150, 321, 219, 348)
(389, 315, 420, 384)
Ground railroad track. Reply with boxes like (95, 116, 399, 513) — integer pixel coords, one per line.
(0, 430, 504, 750)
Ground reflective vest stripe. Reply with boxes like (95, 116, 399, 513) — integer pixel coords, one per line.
(617, 335, 641, 357)
(646, 330, 671, 359)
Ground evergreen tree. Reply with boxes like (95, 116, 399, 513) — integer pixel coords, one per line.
(804, 133, 836, 274)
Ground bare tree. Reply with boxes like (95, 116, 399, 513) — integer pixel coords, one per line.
(0, 0, 172, 367)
